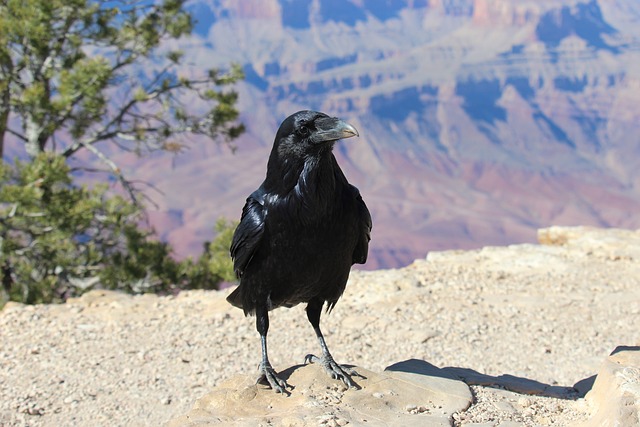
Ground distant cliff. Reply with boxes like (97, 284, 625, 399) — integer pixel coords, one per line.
(123, 0, 640, 268)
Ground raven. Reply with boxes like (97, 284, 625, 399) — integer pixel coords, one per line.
(227, 110, 372, 393)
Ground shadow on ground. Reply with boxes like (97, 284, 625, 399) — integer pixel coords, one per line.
(387, 358, 594, 399)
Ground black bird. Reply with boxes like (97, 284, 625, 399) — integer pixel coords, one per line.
(227, 110, 372, 393)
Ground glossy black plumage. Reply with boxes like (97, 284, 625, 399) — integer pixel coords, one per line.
(227, 110, 371, 392)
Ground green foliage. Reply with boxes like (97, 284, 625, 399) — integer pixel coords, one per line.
(0, 0, 244, 305)
(0, 154, 137, 303)
(0, 154, 236, 306)
(0, 0, 244, 160)
(207, 219, 239, 283)
(166, 219, 239, 291)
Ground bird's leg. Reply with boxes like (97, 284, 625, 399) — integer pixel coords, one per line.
(304, 298, 357, 388)
(255, 305, 288, 393)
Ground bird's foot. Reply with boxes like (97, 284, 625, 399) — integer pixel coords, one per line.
(304, 354, 358, 388)
(257, 362, 289, 394)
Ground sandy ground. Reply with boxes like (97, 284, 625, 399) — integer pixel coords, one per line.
(0, 227, 639, 426)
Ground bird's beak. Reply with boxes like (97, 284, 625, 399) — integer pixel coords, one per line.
(311, 117, 359, 144)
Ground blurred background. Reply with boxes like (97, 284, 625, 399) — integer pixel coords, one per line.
(133, 0, 640, 269)
(3, 0, 640, 280)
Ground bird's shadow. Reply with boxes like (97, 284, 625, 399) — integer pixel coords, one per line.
(260, 351, 631, 400)
(386, 358, 598, 400)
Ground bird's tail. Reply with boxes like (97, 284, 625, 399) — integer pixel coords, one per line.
(226, 286, 244, 310)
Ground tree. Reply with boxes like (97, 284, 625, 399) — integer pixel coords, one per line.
(0, 0, 244, 198)
(0, 154, 159, 303)
(0, 154, 238, 305)
(206, 218, 239, 283)
(0, 0, 244, 304)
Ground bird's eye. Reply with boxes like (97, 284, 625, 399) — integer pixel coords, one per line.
(298, 126, 310, 137)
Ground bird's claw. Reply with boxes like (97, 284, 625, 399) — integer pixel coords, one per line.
(304, 354, 358, 388)
(257, 362, 289, 394)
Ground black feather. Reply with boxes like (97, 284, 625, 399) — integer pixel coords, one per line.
(226, 111, 371, 392)
(227, 110, 371, 315)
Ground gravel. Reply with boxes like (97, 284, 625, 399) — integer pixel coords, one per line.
(1, 227, 639, 426)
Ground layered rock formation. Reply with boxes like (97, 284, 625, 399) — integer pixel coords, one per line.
(107, 0, 640, 268)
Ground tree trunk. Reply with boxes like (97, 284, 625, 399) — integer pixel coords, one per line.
(0, 85, 9, 160)
(24, 116, 45, 157)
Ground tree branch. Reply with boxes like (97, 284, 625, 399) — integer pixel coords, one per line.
(77, 141, 141, 207)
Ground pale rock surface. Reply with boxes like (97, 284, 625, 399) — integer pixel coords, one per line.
(580, 346, 640, 427)
(168, 360, 472, 427)
(538, 226, 640, 261)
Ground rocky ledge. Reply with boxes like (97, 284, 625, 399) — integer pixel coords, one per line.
(169, 347, 640, 427)
(1, 226, 638, 427)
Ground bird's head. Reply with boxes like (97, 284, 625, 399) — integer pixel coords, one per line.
(273, 110, 359, 160)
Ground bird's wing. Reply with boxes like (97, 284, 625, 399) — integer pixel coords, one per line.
(230, 188, 266, 278)
(352, 186, 372, 264)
